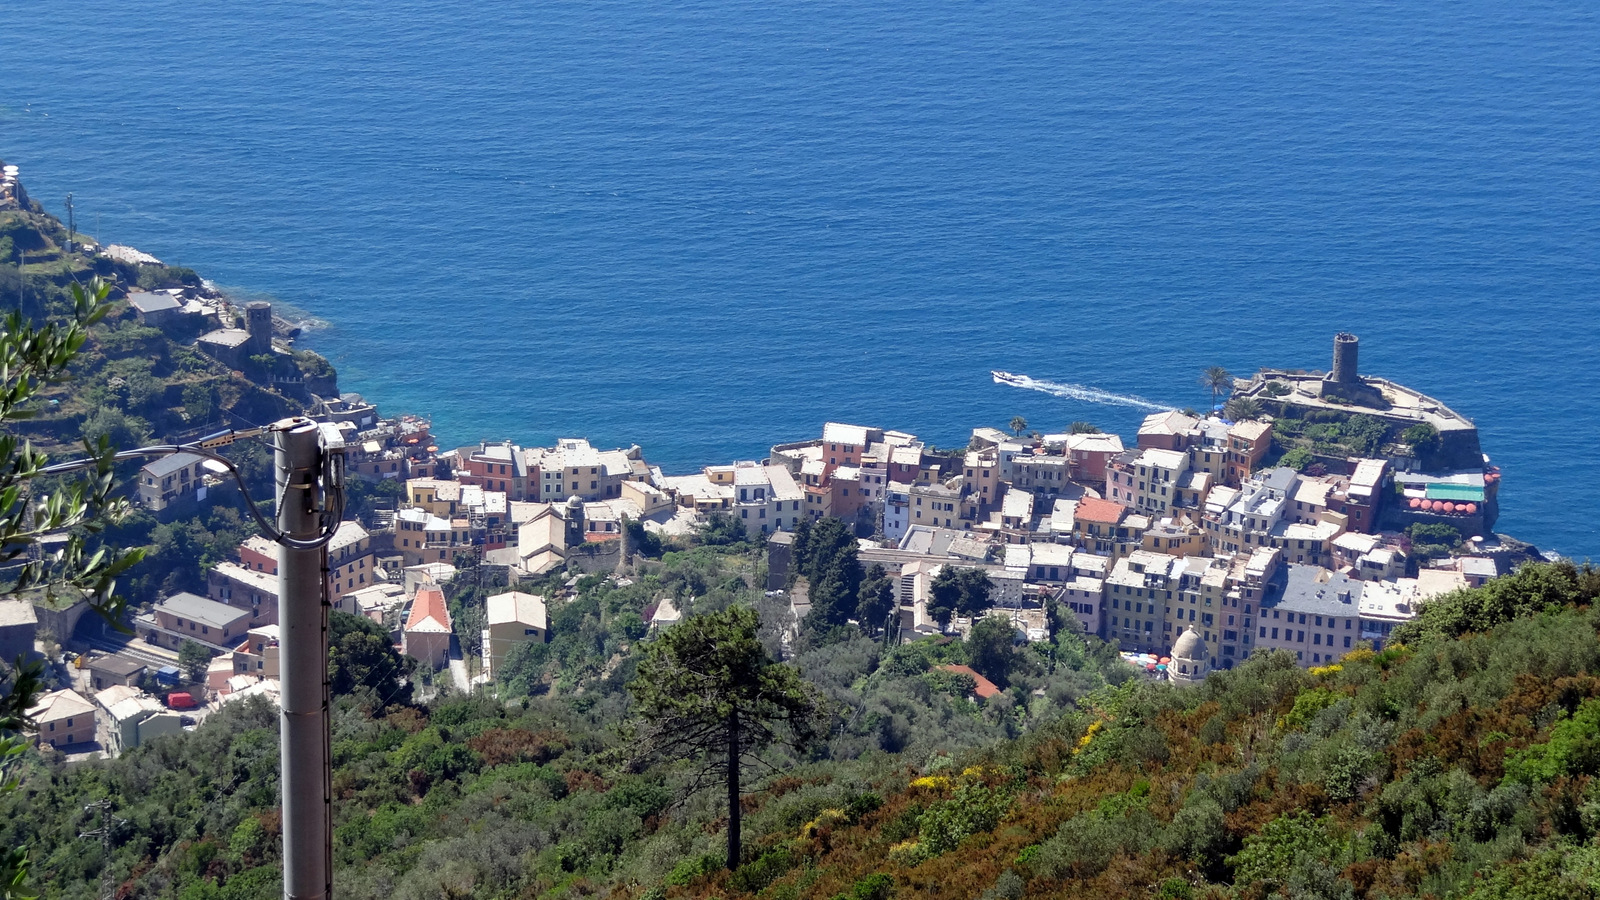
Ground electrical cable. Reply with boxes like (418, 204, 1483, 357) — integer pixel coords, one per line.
(38, 422, 346, 551)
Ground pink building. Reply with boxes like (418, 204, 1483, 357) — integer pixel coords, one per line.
(1064, 433, 1124, 484)
(888, 444, 923, 484)
(455, 440, 529, 500)
(821, 423, 875, 475)
(1136, 411, 1201, 452)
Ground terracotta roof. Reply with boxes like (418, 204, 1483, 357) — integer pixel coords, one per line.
(1073, 497, 1129, 525)
(937, 664, 1001, 700)
(405, 587, 452, 634)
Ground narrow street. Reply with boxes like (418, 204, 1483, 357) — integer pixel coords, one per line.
(447, 634, 471, 693)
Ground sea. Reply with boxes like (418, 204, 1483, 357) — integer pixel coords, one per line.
(4, 0, 1597, 555)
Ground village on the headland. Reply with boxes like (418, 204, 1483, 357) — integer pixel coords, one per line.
(10, 259, 1527, 756)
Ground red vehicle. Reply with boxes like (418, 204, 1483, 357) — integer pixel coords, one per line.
(165, 691, 197, 710)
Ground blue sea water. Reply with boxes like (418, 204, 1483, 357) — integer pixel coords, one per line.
(4, 0, 1598, 554)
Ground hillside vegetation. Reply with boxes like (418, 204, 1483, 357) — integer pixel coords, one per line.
(5, 552, 1599, 900)
(1, 205, 347, 609)
(3, 207, 311, 456)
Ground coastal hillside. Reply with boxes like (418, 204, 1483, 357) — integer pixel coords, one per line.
(1, 175, 348, 604)
(3, 550, 1597, 900)
(0, 185, 332, 458)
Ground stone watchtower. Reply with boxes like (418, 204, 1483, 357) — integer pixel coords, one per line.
(1321, 331, 1383, 406)
(245, 302, 273, 357)
(1330, 332, 1359, 384)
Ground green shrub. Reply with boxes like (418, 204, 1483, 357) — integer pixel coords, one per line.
(845, 791, 883, 824)
(731, 846, 797, 892)
(1278, 448, 1314, 471)
(1505, 697, 1600, 783)
(833, 873, 894, 900)
(665, 852, 722, 886)
(1031, 807, 1156, 879)
(1227, 811, 1342, 892)
(1156, 877, 1194, 900)
(923, 668, 976, 698)
(917, 783, 1011, 855)
(1408, 522, 1461, 546)
(979, 869, 1025, 900)
(880, 803, 923, 844)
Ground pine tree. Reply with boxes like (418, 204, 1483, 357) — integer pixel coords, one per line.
(800, 517, 862, 629)
(856, 564, 897, 636)
(628, 606, 825, 870)
(928, 566, 994, 629)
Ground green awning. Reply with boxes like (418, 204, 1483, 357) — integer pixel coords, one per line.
(1425, 484, 1485, 502)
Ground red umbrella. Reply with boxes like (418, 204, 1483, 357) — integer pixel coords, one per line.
(1442, 502, 1456, 514)
(1465, 503, 1478, 514)
(1408, 498, 1421, 509)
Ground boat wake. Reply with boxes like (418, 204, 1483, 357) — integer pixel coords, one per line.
(994, 372, 1174, 413)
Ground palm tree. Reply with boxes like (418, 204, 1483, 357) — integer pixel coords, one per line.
(1200, 366, 1233, 412)
(1009, 416, 1027, 436)
(1224, 397, 1263, 421)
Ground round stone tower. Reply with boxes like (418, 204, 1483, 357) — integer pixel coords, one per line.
(1331, 332, 1359, 384)
(245, 302, 273, 357)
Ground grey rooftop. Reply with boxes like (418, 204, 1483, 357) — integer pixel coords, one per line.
(156, 591, 251, 629)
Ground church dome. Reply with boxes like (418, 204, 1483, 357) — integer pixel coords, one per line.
(1171, 626, 1208, 663)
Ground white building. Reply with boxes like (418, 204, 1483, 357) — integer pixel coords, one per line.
(730, 462, 805, 535)
(883, 484, 912, 544)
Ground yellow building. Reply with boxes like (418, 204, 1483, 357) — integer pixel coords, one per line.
(483, 591, 549, 678)
(406, 477, 461, 516)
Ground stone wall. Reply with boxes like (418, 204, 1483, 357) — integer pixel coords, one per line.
(565, 541, 622, 575)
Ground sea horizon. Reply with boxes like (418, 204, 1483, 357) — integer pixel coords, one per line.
(4, 0, 1597, 555)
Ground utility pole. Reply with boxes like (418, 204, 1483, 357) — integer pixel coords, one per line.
(65, 193, 75, 255)
(78, 799, 123, 900)
(276, 418, 333, 900)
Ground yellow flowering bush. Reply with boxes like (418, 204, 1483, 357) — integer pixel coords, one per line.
(799, 808, 848, 840)
(1072, 720, 1104, 756)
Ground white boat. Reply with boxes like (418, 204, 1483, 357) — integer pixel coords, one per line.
(991, 370, 1027, 386)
